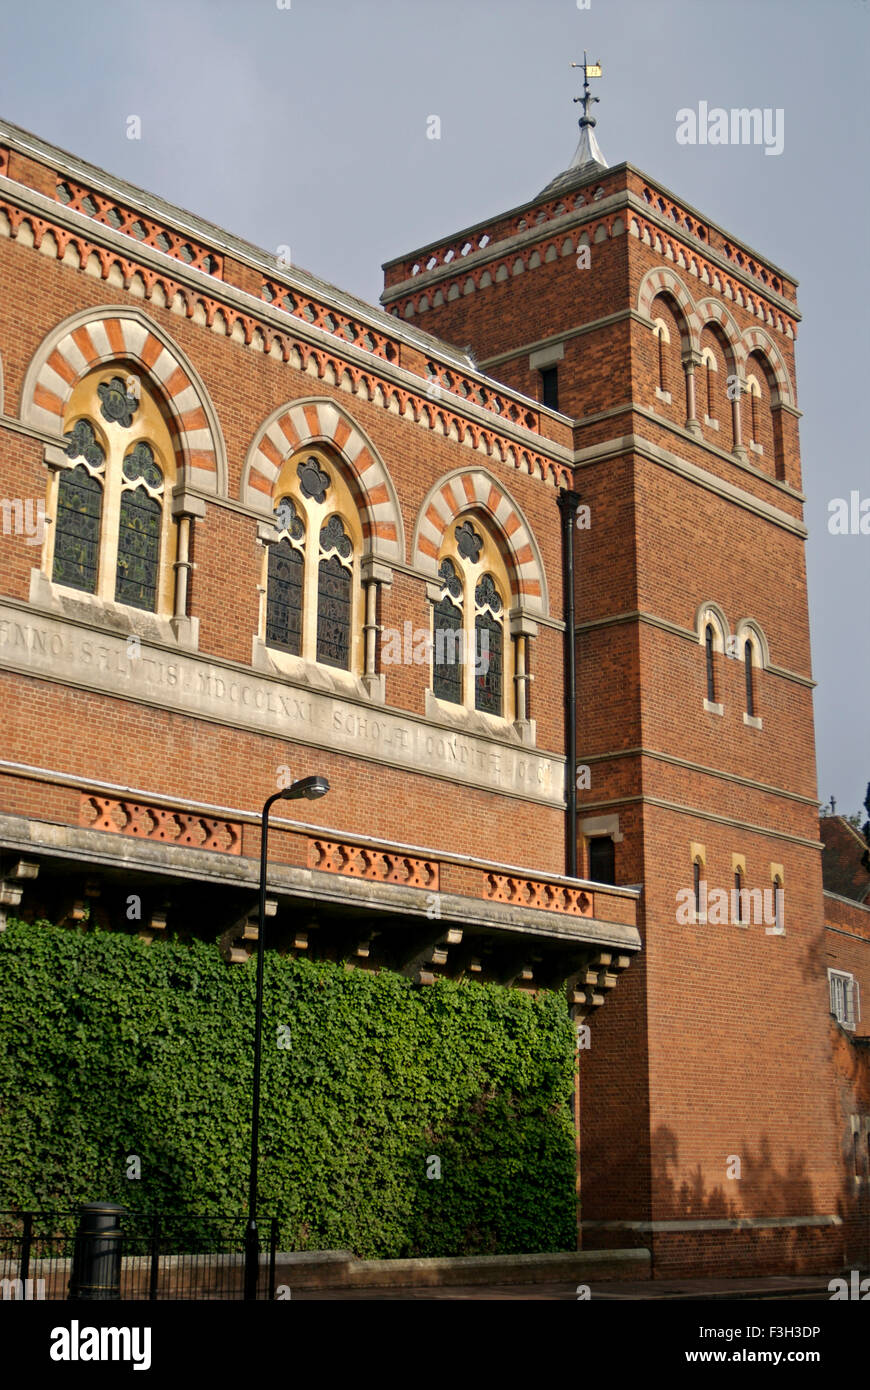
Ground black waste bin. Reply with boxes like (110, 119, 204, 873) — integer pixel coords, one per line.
(68, 1201, 126, 1300)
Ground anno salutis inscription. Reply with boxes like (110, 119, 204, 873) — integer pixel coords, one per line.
(0, 609, 562, 803)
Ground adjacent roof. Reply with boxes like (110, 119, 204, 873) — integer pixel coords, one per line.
(820, 815, 870, 904)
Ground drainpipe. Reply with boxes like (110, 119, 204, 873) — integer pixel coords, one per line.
(557, 490, 582, 879)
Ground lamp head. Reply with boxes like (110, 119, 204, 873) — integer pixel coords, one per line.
(281, 775, 330, 801)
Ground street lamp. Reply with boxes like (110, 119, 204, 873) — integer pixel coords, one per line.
(244, 775, 330, 1301)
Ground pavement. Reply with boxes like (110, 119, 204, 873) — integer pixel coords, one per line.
(289, 1275, 836, 1300)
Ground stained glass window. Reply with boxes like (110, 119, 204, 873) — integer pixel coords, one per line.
(317, 515, 352, 669)
(53, 464, 103, 592)
(266, 540, 304, 654)
(115, 488, 161, 609)
(114, 442, 163, 610)
(474, 573, 503, 715)
(433, 559, 463, 704)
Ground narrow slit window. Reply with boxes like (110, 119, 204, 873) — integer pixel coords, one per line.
(705, 624, 716, 702)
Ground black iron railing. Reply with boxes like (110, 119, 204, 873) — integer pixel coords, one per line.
(0, 1209, 279, 1300)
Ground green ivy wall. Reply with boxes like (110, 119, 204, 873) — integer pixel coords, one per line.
(0, 919, 577, 1257)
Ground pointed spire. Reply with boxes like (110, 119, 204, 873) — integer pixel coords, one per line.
(538, 55, 608, 197)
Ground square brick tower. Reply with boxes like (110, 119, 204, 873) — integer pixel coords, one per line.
(381, 82, 841, 1275)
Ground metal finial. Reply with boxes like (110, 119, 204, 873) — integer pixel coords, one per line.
(570, 53, 603, 130)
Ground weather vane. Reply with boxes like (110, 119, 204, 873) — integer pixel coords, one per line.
(571, 53, 603, 129)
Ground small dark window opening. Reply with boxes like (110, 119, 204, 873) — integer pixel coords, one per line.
(744, 640, 755, 717)
(589, 836, 615, 885)
(854, 1131, 861, 1179)
(734, 868, 745, 922)
(540, 366, 559, 412)
(705, 624, 716, 702)
(693, 859, 702, 916)
(657, 332, 666, 393)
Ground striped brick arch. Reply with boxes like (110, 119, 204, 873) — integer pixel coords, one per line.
(637, 267, 701, 347)
(412, 468, 548, 616)
(242, 398, 404, 563)
(21, 308, 226, 494)
(740, 327, 794, 408)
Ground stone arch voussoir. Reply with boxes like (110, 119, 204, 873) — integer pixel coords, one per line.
(242, 397, 405, 563)
(20, 307, 227, 494)
(412, 467, 548, 616)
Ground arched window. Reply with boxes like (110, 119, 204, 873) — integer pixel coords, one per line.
(433, 558, 463, 704)
(705, 358, 714, 418)
(49, 371, 177, 614)
(432, 516, 513, 719)
(317, 515, 353, 670)
(265, 497, 305, 655)
(52, 420, 105, 593)
(744, 639, 755, 717)
(653, 319, 669, 394)
(474, 573, 504, 715)
(263, 452, 361, 674)
(705, 624, 716, 703)
(693, 858, 703, 918)
(115, 441, 164, 610)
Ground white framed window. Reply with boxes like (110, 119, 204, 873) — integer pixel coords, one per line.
(829, 970, 861, 1031)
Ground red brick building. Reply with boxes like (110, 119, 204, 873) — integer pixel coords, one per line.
(0, 98, 867, 1277)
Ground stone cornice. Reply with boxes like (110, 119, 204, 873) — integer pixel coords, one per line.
(381, 184, 798, 334)
(0, 176, 575, 481)
(573, 432, 808, 535)
(571, 793, 824, 849)
(0, 762, 642, 894)
(580, 745, 821, 806)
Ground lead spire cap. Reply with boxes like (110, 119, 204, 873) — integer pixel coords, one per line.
(538, 54, 608, 197)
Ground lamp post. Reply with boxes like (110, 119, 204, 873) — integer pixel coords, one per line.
(244, 775, 330, 1302)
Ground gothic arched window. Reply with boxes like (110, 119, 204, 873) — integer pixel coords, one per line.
(52, 420, 105, 593)
(266, 497, 305, 655)
(432, 515, 513, 719)
(744, 639, 755, 717)
(317, 514, 353, 670)
(263, 452, 361, 675)
(49, 370, 177, 615)
(433, 558, 463, 704)
(474, 573, 504, 716)
(115, 441, 164, 610)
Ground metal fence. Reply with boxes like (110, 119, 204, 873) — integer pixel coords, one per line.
(0, 1210, 279, 1300)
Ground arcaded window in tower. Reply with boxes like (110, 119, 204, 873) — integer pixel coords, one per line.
(432, 515, 514, 720)
(744, 639, 755, 717)
(705, 623, 716, 703)
(263, 450, 362, 676)
(47, 369, 177, 615)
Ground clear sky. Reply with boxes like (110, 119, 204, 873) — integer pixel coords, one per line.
(0, 0, 867, 816)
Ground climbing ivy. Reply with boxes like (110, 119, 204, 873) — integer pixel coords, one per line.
(0, 919, 577, 1257)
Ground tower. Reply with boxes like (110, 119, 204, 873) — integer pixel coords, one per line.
(381, 67, 838, 1275)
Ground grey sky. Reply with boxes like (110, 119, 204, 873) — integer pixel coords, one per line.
(0, 0, 867, 815)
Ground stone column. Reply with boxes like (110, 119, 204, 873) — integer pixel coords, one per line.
(682, 349, 703, 436)
(360, 556, 392, 701)
(170, 488, 206, 644)
(509, 608, 538, 743)
(731, 375, 748, 461)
